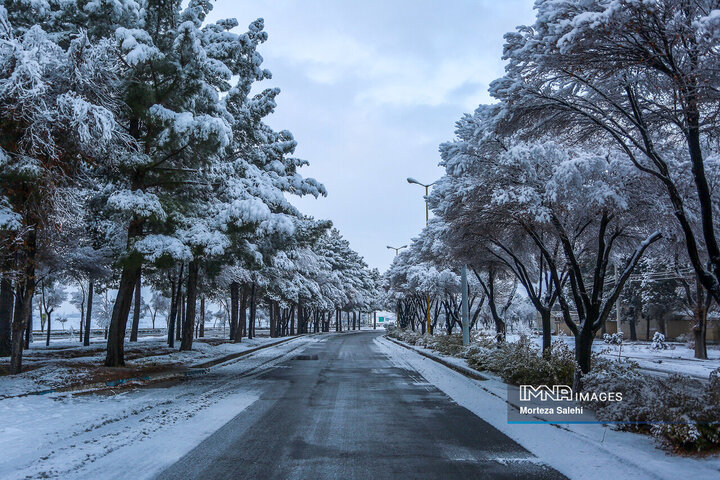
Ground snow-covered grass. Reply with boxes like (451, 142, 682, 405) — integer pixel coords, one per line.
(374, 336, 720, 480)
(0, 335, 321, 479)
(20, 326, 260, 349)
(0, 333, 280, 397)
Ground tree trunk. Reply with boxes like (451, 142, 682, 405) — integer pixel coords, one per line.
(238, 284, 247, 342)
(573, 327, 595, 391)
(297, 299, 304, 334)
(685, 123, 720, 305)
(0, 276, 13, 356)
(104, 260, 141, 367)
(45, 311, 51, 347)
(12, 281, 33, 373)
(658, 315, 666, 336)
(629, 313, 638, 342)
(541, 309, 552, 354)
(11, 228, 37, 374)
(290, 303, 296, 335)
(248, 283, 256, 340)
(199, 296, 205, 338)
(78, 292, 84, 342)
(24, 305, 32, 349)
(130, 267, 142, 342)
(167, 265, 182, 348)
(693, 278, 709, 359)
(373, 311, 376, 330)
(269, 299, 276, 338)
(176, 292, 184, 341)
(180, 260, 198, 351)
(277, 302, 283, 336)
(694, 312, 708, 360)
(230, 281, 239, 341)
(275, 302, 282, 337)
(475, 268, 506, 342)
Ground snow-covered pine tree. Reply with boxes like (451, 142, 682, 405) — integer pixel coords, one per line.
(0, 6, 123, 373)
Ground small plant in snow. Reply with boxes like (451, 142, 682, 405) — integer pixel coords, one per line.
(602, 332, 623, 345)
(651, 332, 668, 350)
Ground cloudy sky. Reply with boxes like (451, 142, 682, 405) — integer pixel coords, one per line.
(208, 0, 536, 272)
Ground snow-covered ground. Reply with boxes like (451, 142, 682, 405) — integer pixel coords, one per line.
(519, 333, 720, 379)
(374, 335, 720, 480)
(0, 335, 321, 480)
(0, 333, 280, 398)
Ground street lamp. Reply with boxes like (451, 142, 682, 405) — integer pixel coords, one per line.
(407, 177, 435, 335)
(386, 245, 407, 256)
(406, 178, 435, 225)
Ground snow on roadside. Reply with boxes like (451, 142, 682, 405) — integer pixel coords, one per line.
(374, 336, 720, 480)
(0, 335, 320, 480)
(518, 333, 720, 379)
(0, 336, 279, 397)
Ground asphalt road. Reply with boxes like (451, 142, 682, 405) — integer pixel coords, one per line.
(157, 331, 565, 480)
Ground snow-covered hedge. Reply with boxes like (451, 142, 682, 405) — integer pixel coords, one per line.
(464, 336, 576, 387)
(385, 327, 469, 356)
(385, 326, 575, 386)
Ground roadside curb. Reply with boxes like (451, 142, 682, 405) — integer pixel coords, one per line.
(192, 336, 299, 369)
(2, 336, 303, 400)
(384, 336, 488, 381)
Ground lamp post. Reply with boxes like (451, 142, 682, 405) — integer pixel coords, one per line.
(387, 245, 407, 256)
(407, 177, 435, 335)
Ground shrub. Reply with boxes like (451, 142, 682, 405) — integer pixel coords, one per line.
(385, 325, 426, 346)
(385, 327, 720, 452)
(581, 362, 720, 452)
(602, 332, 623, 345)
(651, 332, 668, 350)
(433, 335, 466, 356)
(464, 337, 575, 386)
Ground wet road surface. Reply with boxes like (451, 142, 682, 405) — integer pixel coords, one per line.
(157, 331, 565, 480)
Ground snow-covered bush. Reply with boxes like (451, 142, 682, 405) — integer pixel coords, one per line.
(651, 369, 720, 452)
(651, 332, 668, 350)
(582, 361, 720, 452)
(387, 329, 467, 356)
(420, 334, 466, 356)
(580, 358, 654, 425)
(460, 336, 497, 359)
(465, 336, 576, 386)
(387, 327, 720, 452)
(602, 332, 623, 345)
(384, 325, 423, 345)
